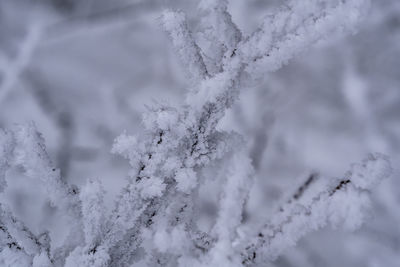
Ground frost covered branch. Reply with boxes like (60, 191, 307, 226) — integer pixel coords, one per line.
(240, 153, 392, 265)
(161, 10, 209, 81)
(0, 124, 82, 266)
(0, 0, 392, 266)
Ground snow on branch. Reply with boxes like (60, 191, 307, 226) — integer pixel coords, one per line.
(239, 0, 371, 77)
(197, 0, 242, 74)
(240, 153, 392, 265)
(160, 10, 209, 81)
(0, 0, 390, 266)
(199, 0, 242, 51)
(101, 0, 375, 257)
(0, 129, 50, 265)
(188, 0, 371, 112)
(65, 179, 108, 267)
(207, 151, 254, 266)
(0, 123, 83, 265)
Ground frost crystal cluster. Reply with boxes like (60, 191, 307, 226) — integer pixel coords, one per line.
(0, 0, 393, 267)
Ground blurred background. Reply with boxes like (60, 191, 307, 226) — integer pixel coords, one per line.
(0, 0, 399, 266)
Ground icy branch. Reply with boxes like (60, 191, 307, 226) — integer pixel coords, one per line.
(0, 123, 83, 265)
(81, 0, 374, 265)
(240, 153, 392, 265)
(208, 151, 254, 266)
(160, 10, 209, 81)
(0, 0, 387, 266)
(198, 0, 242, 74)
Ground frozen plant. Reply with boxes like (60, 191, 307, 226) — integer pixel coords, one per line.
(0, 0, 393, 266)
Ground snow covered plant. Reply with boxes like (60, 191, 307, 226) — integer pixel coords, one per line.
(0, 0, 393, 266)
